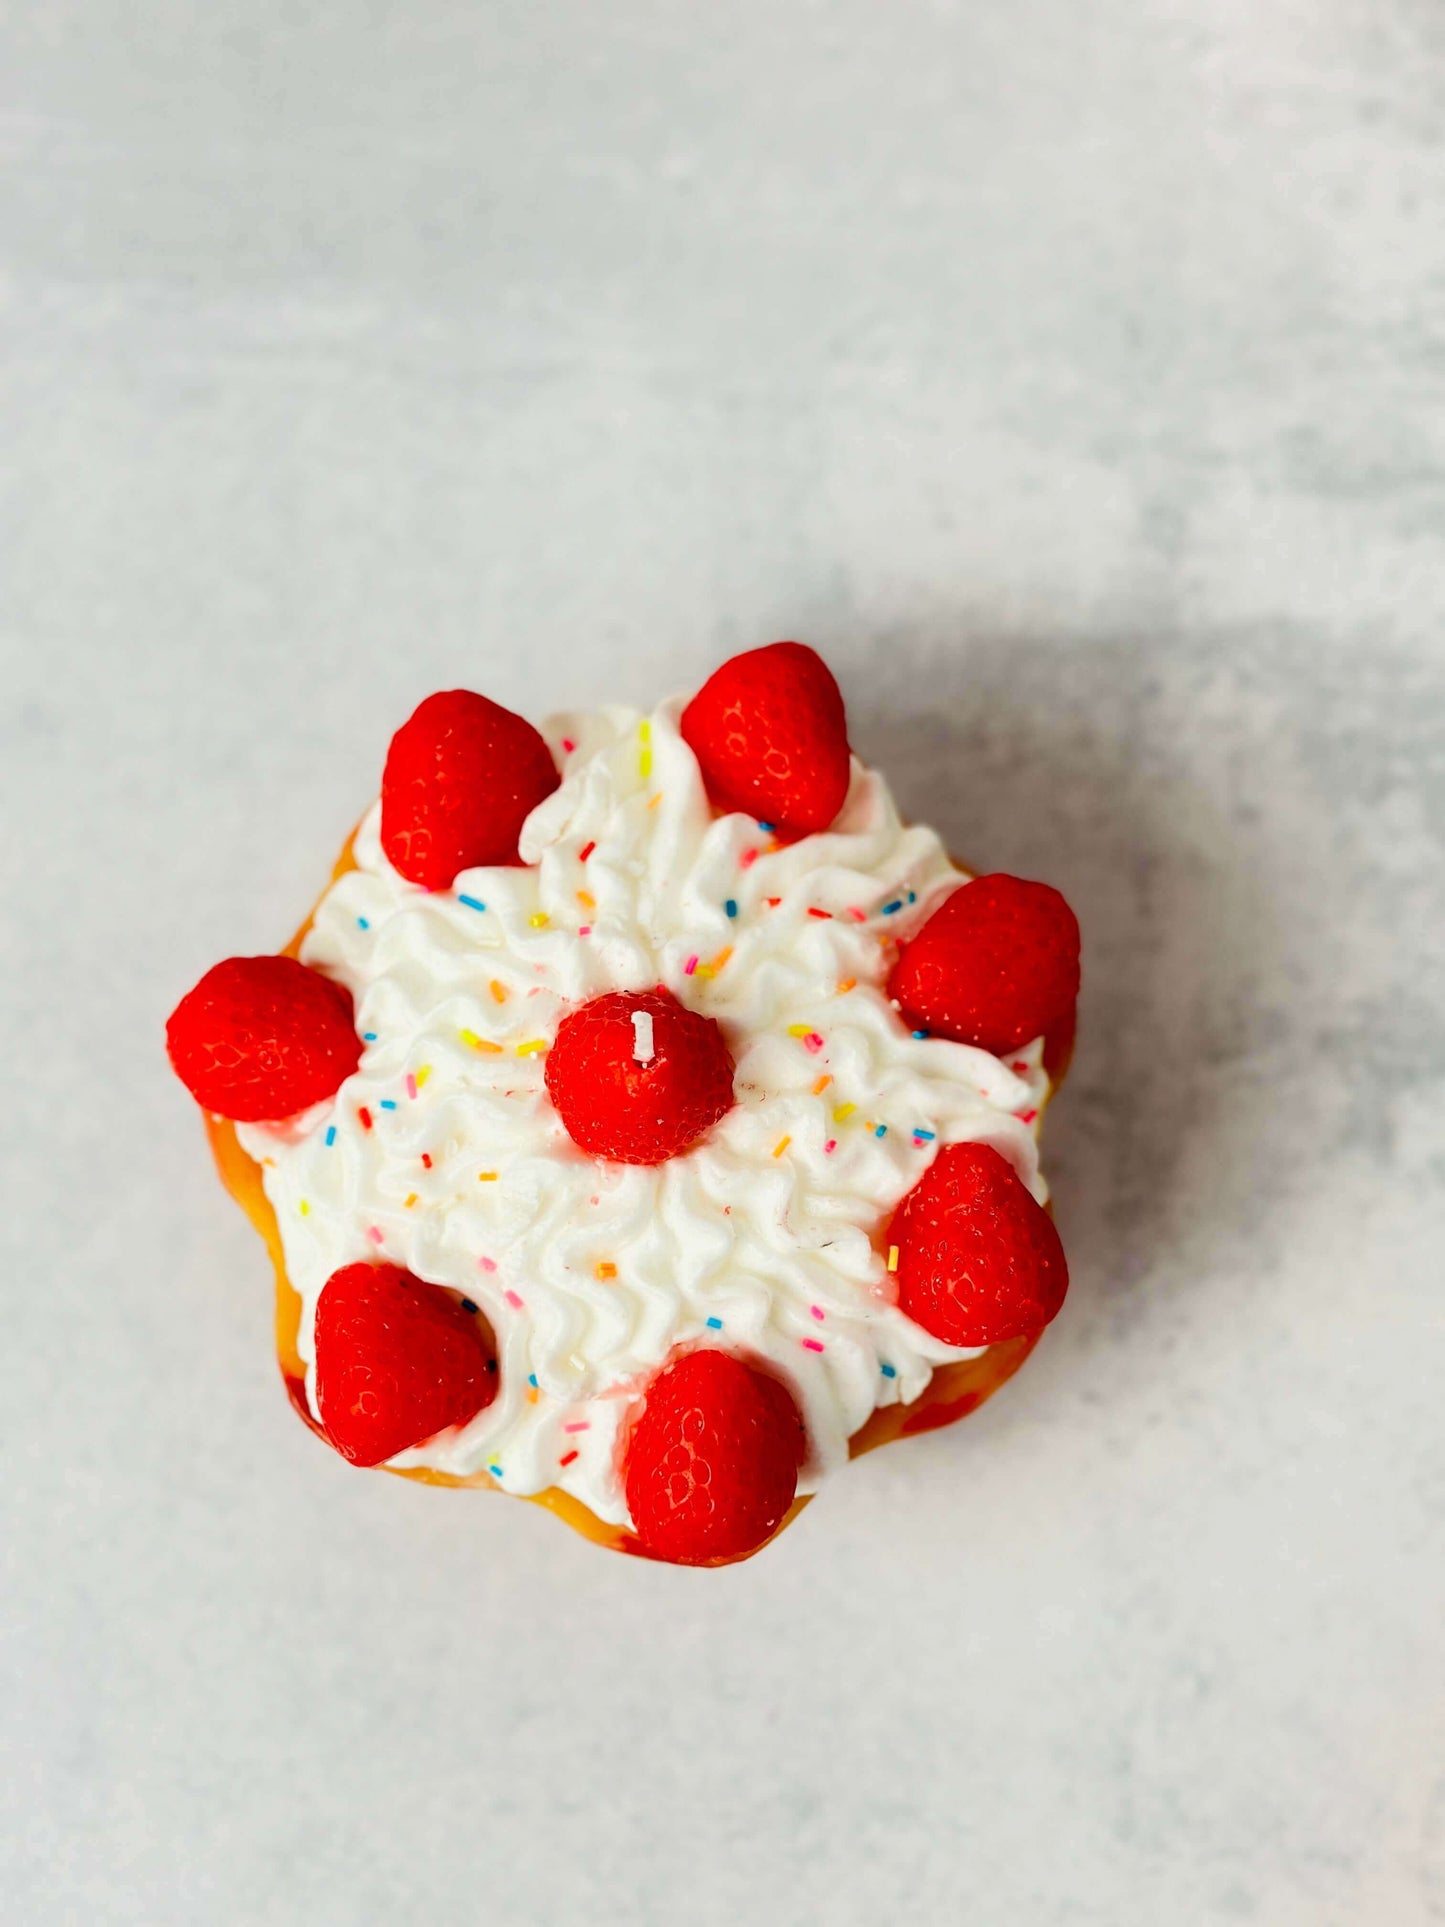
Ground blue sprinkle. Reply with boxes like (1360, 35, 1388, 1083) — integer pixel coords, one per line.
(460, 1297, 479, 1314)
(882, 899, 904, 915)
(913, 1128, 936, 1142)
(528, 1374, 538, 1388)
(379, 1099, 398, 1111)
(881, 1362, 897, 1379)
(356, 916, 370, 929)
(705, 1316, 723, 1330)
(458, 894, 487, 913)
(757, 821, 775, 833)
(488, 1464, 503, 1478)
(911, 1029, 930, 1039)
(362, 1032, 377, 1042)
(874, 1124, 888, 1138)
(324, 1125, 336, 1147)
(907, 890, 917, 904)
(725, 898, 738, 919)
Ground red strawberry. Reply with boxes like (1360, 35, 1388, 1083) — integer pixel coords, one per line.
(313, 1262, 498, 1467)
(544, 986, 735, 1165)
(887, 1142, 1068, 1347)
(680, 641, 851, 838)
(381, 689, 560, 889)
(625, 1349, 806, 1565)
(166, 955, 363, 1122)
(888, 873, 1080, 1056)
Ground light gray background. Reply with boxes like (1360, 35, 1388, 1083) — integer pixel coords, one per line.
(3, 5, 1443, 1924)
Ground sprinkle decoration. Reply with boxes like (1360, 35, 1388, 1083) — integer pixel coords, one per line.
(579, 926, 592, 937)
(478, 1171, 498, 1183)
(504, 1289, 525, 1309)
(379, 1098, 397, 1111)
(684, 955, 699, 976)
(324, 1125, 337, 1147)
(363, 1031, 378, 1042)
(577, 889, 595, 911)
(415, 1065, 431, 1088)
(845, 907, 868, 923)
(404, 1193, 417, 1208)
(488, 1464, 503, 1479)
(561, 737, 576, 755)
(1020, 1109, 1039, 1125)
(458, 894, 487, 914)
(812, 1074, 832, 1095)
(559, 1449, 579, 1468)
(578, 841, 595, 864)
(740, 849, 759, 870)
(912, 1029, 930, 1039)
(705, 1316, 723, 1330)
(595, 1261, 618, 1281)
(460, 1028, 502, 1053)
(801, 1338, 825, 1353)
(478, 1256, 497, 1272)
(639, 718, 653, 779)
(810, 1304, 825, 1320)
(823, 1139, 837, 1154)
(912, 1127, 936, 1143)
(421, 1152, 433, 1168)
(882, 899, 903, 916)
(881, 1362, 897, 1379)
(887, 1245, 900, 1272)
(461, 1297, 479, 1314)
(833, 1103, 856, 1123)
(517, 1039, 548, 1057)
(298, 1199, 310, 1217)
(357, 916, 370, 930)
(529, 912, 549, 929)
(725, 898, 738, 919)
(366, 1226, 383, 1244)
(837, 977, 856, 994)
(807, 908, 833, 920)
(874, 1124, 888, 1139)
(564, 1421, 590, 1434)
(772, 1135, 792, 1159)
(357, 1107, 373, 1131)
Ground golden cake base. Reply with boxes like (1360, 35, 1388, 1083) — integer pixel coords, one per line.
(202, 831, 1071, 1565)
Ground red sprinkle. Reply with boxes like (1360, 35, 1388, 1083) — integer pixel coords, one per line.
(578, 840, 596, 863)
(357, 1106, 373, 1131)
(420, 1152, 432, 1168)
(766, 896, 781, 908)
(740, 848, 759, 869)
(559, 1449, 579, 1468)
(807, 908, 833, 920)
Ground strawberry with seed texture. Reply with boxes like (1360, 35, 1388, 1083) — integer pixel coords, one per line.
(887, 1142, 1068, 1347)
(625, 1349, 806, 1565)
(888, 873, 1080, 1057)
(544, 986, 735, 1165)
(680, 641, 851, 838)
(313, 1262, 498, 1467)
(166, 955, 363, 1122)
(381, 689, 560, 889)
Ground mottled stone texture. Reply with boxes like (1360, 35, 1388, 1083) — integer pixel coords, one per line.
(2, 4, 1442, 1924)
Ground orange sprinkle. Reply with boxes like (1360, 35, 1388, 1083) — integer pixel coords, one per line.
(490, 980, 508, 1004)
(595, 1260, 618, 1281)
(647, 791, 664, 810)
(460, 1029, 502, 1053)
(526, 1386, 540, 1405)
(478, 1171, 498, 1182)
(405, 1193, 418, 1209)
(710, 945, 733, 972)
(812, 1074, 832, 1095)
(837, 977, 857, 994)
(576, 889, 595, 911)
(772, 1135, 792, 1159)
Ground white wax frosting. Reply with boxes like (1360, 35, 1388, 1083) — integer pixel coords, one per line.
(236, 697, 1054, 1527)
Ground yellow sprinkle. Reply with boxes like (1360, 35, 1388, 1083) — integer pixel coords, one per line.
(639, 749, 653, 779)
(516, 1039, 549, 1057)
(837, 977, 857, 995)
(529, 912, 550, 928)
(459, 1028, 502, 1053)
(415, 1064, 431, 1087)
(639, 719, 651, 743)
(812, 1074, 832, 1095)
(405, 1193, 418, 1209)
(478, 1171, 498, 1182)
(787, 1024, 814, 1038)
(490, 979, 508, 1004)
(833, 1103, 857, 1123)
(693, 965, 714, 980)
(888, 1244, 900, 1272)
(595, 1260, 618, 1281)
(576, 889, 595, 910)
(772, 1135, 792, 1159)
(298, 1199, 310, 1217)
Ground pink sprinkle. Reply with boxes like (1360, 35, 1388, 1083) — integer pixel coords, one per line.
(810, 1304, 825, 1321)
(740, 848, 759, 869)
(801, 1338, 825, 1353)
(803, 1032, 825, 1054)
(561, 737, 576, 754)
(405, 1073, 418, 1100)
(845, 907, 868, 922)
(684, 955, 699, 975)
(824, 1138, 837, 1153)
(477, 1256, 497, 1273)
(579, 925, 592, 937)
(366, 1226, 384, 1244)
(564, 1421, 590, 1434)
(1020, 1108, 1039, 1125)
(503, 1288, 525, 1309)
